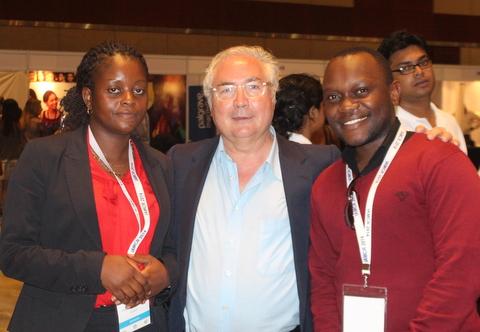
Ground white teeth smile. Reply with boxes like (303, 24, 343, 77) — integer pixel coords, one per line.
(344, 117, 367, 126)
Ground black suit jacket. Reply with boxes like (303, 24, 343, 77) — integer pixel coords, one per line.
(0, 126, 177, 332)
(167, 135, 340, 332)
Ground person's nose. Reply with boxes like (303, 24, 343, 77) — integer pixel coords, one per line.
(413, 64, 424, 77)
(233, 85, 248, 108)
(122, 90, 135, 106)
(340, 97, 359, 113)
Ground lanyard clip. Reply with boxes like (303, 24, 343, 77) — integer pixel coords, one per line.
(363, 274, 369, 288)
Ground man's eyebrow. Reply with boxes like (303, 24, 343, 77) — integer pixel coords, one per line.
(215, 82, 235, 86)
(214, 76, 262, 86)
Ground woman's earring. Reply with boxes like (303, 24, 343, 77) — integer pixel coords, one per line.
(87, 107, 92, 115)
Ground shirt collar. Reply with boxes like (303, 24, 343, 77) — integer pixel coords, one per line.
(429, 102, 441, 114)
(268, 127, 283, 181)
(396, 102, 439, 121)
(216, 126, 282, 181)
(341, 118, 401, 176)
(288, 132, 312, 144)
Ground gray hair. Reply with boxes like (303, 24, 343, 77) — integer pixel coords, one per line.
(202, 45, 280, 108)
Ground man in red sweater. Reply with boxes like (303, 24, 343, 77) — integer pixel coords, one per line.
(309, 47, 480, 332)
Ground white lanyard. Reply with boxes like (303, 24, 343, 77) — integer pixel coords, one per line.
(88, 127, 150, 255)
(345, 126, 406, 286)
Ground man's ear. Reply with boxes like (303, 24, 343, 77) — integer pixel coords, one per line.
(390, 80, 401, 106)
(82, 87, 93, 110)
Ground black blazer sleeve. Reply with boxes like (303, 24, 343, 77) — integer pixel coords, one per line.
(0, 136, 105, 295)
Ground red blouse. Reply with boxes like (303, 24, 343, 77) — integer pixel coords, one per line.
(87, 142, 160, 307)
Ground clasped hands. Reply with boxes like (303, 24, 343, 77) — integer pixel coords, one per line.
(100, 254, 169, 308)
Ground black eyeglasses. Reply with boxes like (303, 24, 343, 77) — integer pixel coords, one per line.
(391, 57, 432, 75)
(344, 176, 359, 230)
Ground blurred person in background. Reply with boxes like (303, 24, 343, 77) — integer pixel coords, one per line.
(0, 98, 26, 216)
(39, 90, 62, 136)
(0, 98, 26, 160)
(378, 30, 467, 154)
(273, 73, 339, 147)
(28, 88, 38, 102)
(21, 99, 42, 140)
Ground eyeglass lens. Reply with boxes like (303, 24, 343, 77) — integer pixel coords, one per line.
(395, 58, 431, 75)
(213, 81, 268, 100)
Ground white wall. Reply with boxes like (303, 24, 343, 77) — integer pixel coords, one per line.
(0, 71, 29, 107)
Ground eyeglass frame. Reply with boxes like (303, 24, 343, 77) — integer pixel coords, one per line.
(210, 80, 272, 100)
(391, 57, 432, 75)
(344, 176, 359, 230)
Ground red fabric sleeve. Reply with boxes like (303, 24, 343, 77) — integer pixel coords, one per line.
(409, 148, 480, 331)
(309, 182, 341, 332)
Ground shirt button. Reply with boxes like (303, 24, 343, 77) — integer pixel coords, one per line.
(225, 270, 232, 277)
(222, 305, 229, 310)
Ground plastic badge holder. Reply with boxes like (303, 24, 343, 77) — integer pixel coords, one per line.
(343, 284, 387, 332)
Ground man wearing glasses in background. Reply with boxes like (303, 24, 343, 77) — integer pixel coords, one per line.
(168, 45, 339, 332)
(378, 30, 467, 153)
(309, 47, 480, 331)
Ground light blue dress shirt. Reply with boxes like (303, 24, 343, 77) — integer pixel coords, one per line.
(184, 128, 299, 332)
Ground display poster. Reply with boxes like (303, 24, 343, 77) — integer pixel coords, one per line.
(188, 86, 216, 142)
(28, 70, 76, 111)
(148, 75, 186, 152)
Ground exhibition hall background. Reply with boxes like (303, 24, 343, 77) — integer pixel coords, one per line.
(1, 0, 480, 142)
(1, 1, 480, 330)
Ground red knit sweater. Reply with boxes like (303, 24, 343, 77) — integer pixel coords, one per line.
(309, 133, 480, 332)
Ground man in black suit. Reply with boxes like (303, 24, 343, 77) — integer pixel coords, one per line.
(168, 45, 340, 332)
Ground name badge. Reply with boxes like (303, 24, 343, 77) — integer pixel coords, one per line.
(342, 284, 387, 332)
(117, 302, 151, 332)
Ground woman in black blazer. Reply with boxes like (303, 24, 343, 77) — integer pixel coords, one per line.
(0, 41, 177, 332)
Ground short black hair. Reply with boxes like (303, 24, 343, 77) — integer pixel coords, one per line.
(377, 30, 430, 61)
(61, 40, 149, 131)
(329, 47, 393, 85)
(273, 73, 322, 138)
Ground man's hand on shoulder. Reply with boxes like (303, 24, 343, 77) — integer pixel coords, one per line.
(415, 125, 459, 147)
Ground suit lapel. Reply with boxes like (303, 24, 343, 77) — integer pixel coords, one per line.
(278, 137, 313, 268)
(278, 137, 318, 327)
(135, 140, 170, 255)
(178, 138, 218, 279)
(64, 127, 102, 248)
(278, 136, 312, 240)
